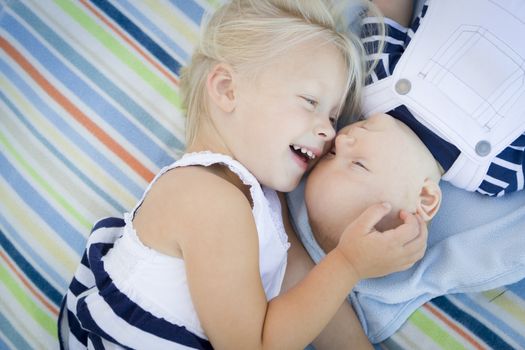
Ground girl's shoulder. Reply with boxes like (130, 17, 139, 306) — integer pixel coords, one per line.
(132, 164, 256, 257)
(158, 163, 252, 205)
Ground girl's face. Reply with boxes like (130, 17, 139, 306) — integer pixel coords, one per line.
(230, 41, 348, 192)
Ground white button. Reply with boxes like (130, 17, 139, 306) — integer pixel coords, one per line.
(475, 140, 491, 156)
(395, 79, 411, 95)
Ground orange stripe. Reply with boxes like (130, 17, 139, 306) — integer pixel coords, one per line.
(79, 0, 180, 86)
(0, 250, 59, 316)
(423, 303, 486, 350)
(1, 37, 154, 182)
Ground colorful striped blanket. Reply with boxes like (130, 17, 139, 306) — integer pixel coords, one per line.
(1, 1, 523, 349)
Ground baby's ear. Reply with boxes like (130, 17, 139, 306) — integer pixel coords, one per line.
(417, 179, 442, 222)
(206, 63, 236, 113)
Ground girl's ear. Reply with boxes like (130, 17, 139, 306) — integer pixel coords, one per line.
(417, 179, 442, 221)
(206, 63, 236, 113)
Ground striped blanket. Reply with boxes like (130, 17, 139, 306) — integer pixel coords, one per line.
(1, 1, 523, 349)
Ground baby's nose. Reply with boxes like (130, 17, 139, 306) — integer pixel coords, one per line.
(334, 133, 355, 154)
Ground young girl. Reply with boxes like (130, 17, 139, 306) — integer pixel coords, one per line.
(58, 1, 427, 349)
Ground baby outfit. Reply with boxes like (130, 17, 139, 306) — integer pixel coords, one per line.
(361, 0, 525, 196)
(58, 152, 290, 349)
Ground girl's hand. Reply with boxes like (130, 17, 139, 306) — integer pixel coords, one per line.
(335, 203, 427, 279)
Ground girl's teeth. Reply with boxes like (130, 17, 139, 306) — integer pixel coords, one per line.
(292, 145, 316, 160)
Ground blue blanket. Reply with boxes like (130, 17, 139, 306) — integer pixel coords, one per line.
(288, 179, 525, 343)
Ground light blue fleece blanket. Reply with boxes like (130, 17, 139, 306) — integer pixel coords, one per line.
(287, 179, 525, 343)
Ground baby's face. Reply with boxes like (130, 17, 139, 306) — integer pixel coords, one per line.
(305, 114, 421, 250)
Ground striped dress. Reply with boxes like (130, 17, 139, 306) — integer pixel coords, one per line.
(58, 152, 290, 349)
(362, 1, 525, 197)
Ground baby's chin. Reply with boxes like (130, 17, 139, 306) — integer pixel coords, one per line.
(310, 217, 339, 253)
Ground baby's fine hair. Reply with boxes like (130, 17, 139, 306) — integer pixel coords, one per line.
(180, 0, 381, 145)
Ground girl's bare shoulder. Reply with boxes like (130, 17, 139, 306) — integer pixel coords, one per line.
(132, 165, 255, 257)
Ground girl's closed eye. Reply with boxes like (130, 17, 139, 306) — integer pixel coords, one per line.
(301, 96, 318, 110)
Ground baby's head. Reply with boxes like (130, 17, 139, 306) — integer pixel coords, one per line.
(305, 113, 443, 253)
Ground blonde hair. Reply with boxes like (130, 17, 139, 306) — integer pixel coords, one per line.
(180, 0, 383, 146)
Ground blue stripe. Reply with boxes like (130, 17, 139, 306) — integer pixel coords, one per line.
(497, 147, 524, 165)
(363, 25, 408, 80)
(385, 24, 408, 42)
(392, 105, 460, 171)
(511, 133, 525, 147)
(89, 254, 213, 348)
(11, 0, 184, 155)
(387, 52, 403, 76)
(92, 217, 125, 231)
(0, 312, 31, 350)
(0, 335, 12, 350)
(58, 297, 86, 350)
(407, 4, 428, 46)
(364, 22, 409, 79)
(70, 277, 89, 297)
(5, 10, 177, 167)
(0, 54, 144, 197)
(486, 162, 516, 193)
(0, 152, 86, 253)
(89, 0, 182, 76)
(81, 251, 90, 267)
(114, 0, 190, 61)
(75, 297, 133, 349)
(89, 333, 110, 350)
(508, 278, 525, 300)
(0, 90, 130, 211)
(61, 281, 118, 349)
(168, 0, 206, 24)
(79, 227, 213, 349)
(0, 211, 67, 290)
(0, 228, 62, 305)
(363, 41, 405, 55)
(452, 294, 525, 347)
(478, 179, 503, 196)
(373, 61, 388, 80)
(431, 296, 514, 350)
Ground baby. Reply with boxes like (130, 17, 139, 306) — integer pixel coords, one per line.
(305, 0, 525, 253)
(305, 113, 442, 253)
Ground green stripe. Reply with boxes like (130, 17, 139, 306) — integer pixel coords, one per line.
(410, 309, 468, 350)
(0, 129, 92, 230)
(488, 293, 525, 323)
(0, 262, 57, 337)
(206, 0, 221, 8)
(54, 0, 180, 107)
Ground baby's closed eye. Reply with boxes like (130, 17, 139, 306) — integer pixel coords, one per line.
(352, 161, 368, 171)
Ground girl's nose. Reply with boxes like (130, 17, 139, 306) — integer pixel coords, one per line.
(314, 119, 336, 140)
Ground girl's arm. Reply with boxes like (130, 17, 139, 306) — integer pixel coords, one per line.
(165, 168, 425, 349)
(373, 0, 414, 26)
(280, 198, 372, 350)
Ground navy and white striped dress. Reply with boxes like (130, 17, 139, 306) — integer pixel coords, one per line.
(58, 152, 290, 349)
(362, 2, 525, 197)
